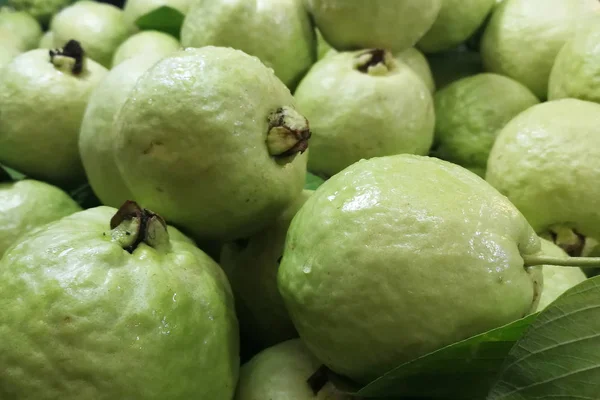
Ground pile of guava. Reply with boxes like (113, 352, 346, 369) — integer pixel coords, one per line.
(1, 0, 600, 399)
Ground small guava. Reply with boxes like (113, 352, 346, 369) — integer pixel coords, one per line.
(123, 0, 191, 30)
(278, 154, 543, 383)
(38, 30, 54, 48)
(480, 0, 600, 99)
(427, 46, 483, 90)
(0, 201, 239, 399)
(80, 54, 163, 208)
(7, 0, 71, 26)
(432, 73, 539, 177)
(305, 0, 442, 53)
(486, 99, 600, 254)
(0, 8, 42, 50)
(0, 179, 81, 257)
(181, 0, 316, 90)
(0, 30, 22, 69)
(294, 49, 434, 178)
(113, 46, 309, 242)
(0, 42, 107, 188)
(418, 0, 494, 53)
(548, 15, 600, 104)
(395, 47, 435, 93)
(235, 339, 353, 400)
(51, 1, 132, 67)
(220, 190, 313, 358)
(535, 238, 587, 311)
(112, 30, 179, 67)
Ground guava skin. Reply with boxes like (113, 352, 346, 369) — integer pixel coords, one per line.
(0, 206, 240, 400)
(112, 30, 179, 67)
(305, 0, 442, 53)
(113, 46, 308, 242)
(0, 9, 42, 50)
(0, 49, 107, 188)
(181, 0, 316, 90)
(278, 154, 542, 384)
(0, 179, 81, 257)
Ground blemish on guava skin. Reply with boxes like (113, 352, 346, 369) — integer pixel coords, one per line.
(142, 140, 163, 155)
(63, 316, 72, 323)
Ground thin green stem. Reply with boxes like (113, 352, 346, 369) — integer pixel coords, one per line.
(523, 255, 600, 269)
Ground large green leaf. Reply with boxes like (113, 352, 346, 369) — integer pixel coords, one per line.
(134, 6, 184, 39)
(348, 314, 538, 399)
(487, 276, 600, 399)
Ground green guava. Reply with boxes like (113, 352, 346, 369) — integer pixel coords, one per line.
(51, 1, 132, 67)
(427, 46, 483, 90)
(278, 154, 543, 383)
(432, 73, 539, 177)
(417, 0, 494, 53)
(0, 31, 22, 69)
(316, 29, 333, 60)
(7, 0, 71, 26)
(181, 0, 316, 90)
(38, 30, 54, 48)
(395, 47, 435, 93)
(80, 54, 163, 208)
(535, 238, 587, 311)
(0, 179, 81, 257)
(480, 0, 600, 99)
(220, 190, 313, 358)
(123, 0, 191, 30)
(112, 30, 179, 67)
(294, 49, 434, 178)
(0, 43, 107, 188)
(305, 0, 442, 53)
(486, 99, 600, 255)
(0, 201, 239, 399)
(235, 339, 353, 400)
(548, 15, 600, 104)
(113, 46, 309, 242)
(0, 8, 42, 50)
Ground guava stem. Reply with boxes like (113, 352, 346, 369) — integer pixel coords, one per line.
(523, 255, 600, 269)
(267, 107, 311, 159)
(49, 39, 85, 75)
(109, 200, 169, 253)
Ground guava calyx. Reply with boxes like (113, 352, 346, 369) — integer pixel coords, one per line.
(354, 49, 395, 76)
(108, 200, 170, 253)
(49, 40, 85, 75)
(267, 107, 311, 159)
(547, 226, 586, 257)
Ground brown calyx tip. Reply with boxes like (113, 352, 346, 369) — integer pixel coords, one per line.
(110, 200, 168, 253)
(267, 107, 311, 159)
(49, 39, 85, 74)
(307, 365, 330, 395)
(355, 49, 388, 73)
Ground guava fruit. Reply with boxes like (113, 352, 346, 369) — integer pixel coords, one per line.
(38, 30, 54, 48)
(113, 46, 309, 242)
(305, 0, 442, 53)
(80, 54, 163, 208)
(427, 46, 483, 90)
(316, 29, 333, 60)
(278, 154, 544, 383)
(432, 73, 539, 177)
(0, 8, 42, 50)
(112, 30, 179, 67)
(123, 0, 191, 30)
(220, 190, 313, 358)
(0, 179, 81, 257)
(395, 47, 435, 93)
(51, 1, 132, 67)
(535, 238, 587, 311)
(0, 31, 22, 69)
(235, 339, 352, 400)
(181, 0, 316, 90)
(0, 201, 239, 400)
(486, 99, 600, 256)
(417, 0, 495, 53)
(548, 15, 600, 104)
(0, 42, 107, 188)
(7, 0, 71, 26)
(480, 0, 600, 99)
(294, 49, 434, 178)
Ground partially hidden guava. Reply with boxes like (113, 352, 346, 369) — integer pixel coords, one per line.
(181, 0, 316, 90)
(38, 30, 54, 48)
(294, 49, 434, 178)
(235, 339, 353, 400)
(0, 201, 239, 399)
(0, 30, 22, 69)
(51, 1, 132, 67)
(112, 30, 179, 67)
(0, 179, 81, 257)
(0, 42, 107, 188)
(113, 46, 309, 242)
(395, 47, 436, 93)
(220, 190, 313, 359)
(305, 0, 442, 53)
(7, 0, 72, 26)
(0, 8, 42, 50)
(79, 54, 163, 208)
(278, 154, 543, 383)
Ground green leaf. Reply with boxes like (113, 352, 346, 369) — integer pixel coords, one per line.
(348, 314, 538, 399)
(69, 182, 102, 210)
(487, 276, 600, 400)
(134, 6, 185, 39)
(0, 166, 25, 181)
(305, 172, 326, 191)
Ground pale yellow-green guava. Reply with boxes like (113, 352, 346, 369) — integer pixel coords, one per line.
(112, 30, 179, 67)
